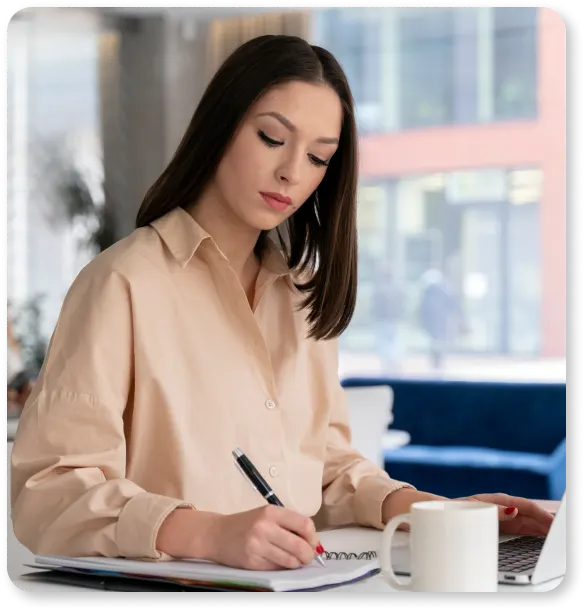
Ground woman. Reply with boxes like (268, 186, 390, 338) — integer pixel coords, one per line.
(11, 35, 553, 571)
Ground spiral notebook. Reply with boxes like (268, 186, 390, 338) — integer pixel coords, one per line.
(31, 552, 379, 592)
(323, 551, 378, 560)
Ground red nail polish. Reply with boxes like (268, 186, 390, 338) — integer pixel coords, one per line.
(316, 544, 325, 555)
(504, 507, 517, 515)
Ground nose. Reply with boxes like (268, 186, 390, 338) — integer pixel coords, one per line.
(275, 152, 302, 186)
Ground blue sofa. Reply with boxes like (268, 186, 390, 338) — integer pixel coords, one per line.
(341, 377, 566, 501)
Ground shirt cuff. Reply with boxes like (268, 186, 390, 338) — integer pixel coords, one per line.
(117, 491, 195, 560)
(354, 475, 415, 530)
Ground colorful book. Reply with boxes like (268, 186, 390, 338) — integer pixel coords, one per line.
(30, 552, 376, 592)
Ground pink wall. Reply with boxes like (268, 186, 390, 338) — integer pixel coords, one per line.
(538, 9, 565, 358)
(359, 8, 566, 357)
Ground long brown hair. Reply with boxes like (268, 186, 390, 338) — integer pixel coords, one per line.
(136, 35, 358, 341)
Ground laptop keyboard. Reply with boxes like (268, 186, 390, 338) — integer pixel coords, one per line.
(499, 536, 545, 573)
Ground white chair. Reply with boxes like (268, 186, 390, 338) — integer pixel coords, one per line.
(344, 385, 394, 468)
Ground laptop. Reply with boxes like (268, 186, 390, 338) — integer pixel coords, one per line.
(391, 494, 566, 585)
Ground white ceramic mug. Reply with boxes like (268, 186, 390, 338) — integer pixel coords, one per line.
(380, 500, 499, 592)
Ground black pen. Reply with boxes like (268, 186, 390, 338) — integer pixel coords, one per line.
(232, 447, 326, 568)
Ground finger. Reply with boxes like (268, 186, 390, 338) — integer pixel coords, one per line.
(267, 523, 315, 566)
(496, 505, 519, 521)
(251, 556, 284, 571)
(261, 541, 304, 570)
(271, 507, 319, 547)
(500, 516, 551, 537)
(472, 494, 555, 526)
(495, 505, 553, 537)
(515, 517, 551, 536)
(501, 496, 555, 526)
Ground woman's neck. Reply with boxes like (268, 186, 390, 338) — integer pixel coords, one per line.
(186, 190, 262, 308)
(187, 191, 260, 280)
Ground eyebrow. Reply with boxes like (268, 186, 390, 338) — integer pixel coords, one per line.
(256, 111, 339, 145)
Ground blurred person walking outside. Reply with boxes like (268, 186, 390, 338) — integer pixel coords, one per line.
(418, 269, 464, 370)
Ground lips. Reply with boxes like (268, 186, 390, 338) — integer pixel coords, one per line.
(260, 192, 292, 212)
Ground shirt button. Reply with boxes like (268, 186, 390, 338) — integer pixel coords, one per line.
(265, 399, 276, 410)
(269, 466, 279, 477)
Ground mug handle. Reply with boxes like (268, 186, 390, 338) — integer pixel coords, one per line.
(380, 512, 412, 591)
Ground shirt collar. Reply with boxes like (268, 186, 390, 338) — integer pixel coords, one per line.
(151, 207, 292, 278)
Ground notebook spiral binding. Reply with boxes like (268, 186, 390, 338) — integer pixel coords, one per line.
(323, 550, 378, 560)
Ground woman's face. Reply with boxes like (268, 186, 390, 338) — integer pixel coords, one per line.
(211, 80, 343, 231)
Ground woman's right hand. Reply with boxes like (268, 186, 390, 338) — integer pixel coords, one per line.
(157, 505, 319, 570)
(206, 505, 319, 570)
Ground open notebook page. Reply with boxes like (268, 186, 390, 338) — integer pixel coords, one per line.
(319, 526, 381, 557)
(318, 526, 409, 557)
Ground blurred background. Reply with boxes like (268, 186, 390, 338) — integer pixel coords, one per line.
(6, 7, 566, 421)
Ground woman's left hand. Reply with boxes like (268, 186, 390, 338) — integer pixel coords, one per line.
(458, 493, 555, 537)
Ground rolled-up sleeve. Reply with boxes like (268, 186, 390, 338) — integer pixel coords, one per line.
(316, 339, 415, 530)
(10, 260, 192, 559)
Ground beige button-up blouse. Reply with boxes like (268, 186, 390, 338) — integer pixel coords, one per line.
(11, 207, 412, 560)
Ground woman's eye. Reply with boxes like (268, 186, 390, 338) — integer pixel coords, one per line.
(258, 130, 283, 148)
(258, 129, 329, 167)
(309, 154, 329, 167)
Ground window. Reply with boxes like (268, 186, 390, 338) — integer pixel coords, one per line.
(339, 168, 557, 381)
(318, 7, 540, 131)
(8, 8, 564, 387)
(507, 169, 542, 355)
(317, 9, 382, 132)
(399, 8, 455, 128)
(493, 8, 537, 119)
(7, 11, 101, 343)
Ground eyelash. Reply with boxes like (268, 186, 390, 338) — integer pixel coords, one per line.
(257, 130, 329, 168)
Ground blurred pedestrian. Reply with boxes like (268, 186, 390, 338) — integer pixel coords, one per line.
(418, 269, 463, 369)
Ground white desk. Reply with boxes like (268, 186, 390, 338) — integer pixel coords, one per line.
(321, 528, 562, 593)
(13, 528, 562, 593)
(8, 440, 561, 596)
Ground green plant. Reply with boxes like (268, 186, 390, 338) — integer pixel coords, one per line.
(34, 139, 118, 255)
(55, 165, 118, 253)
